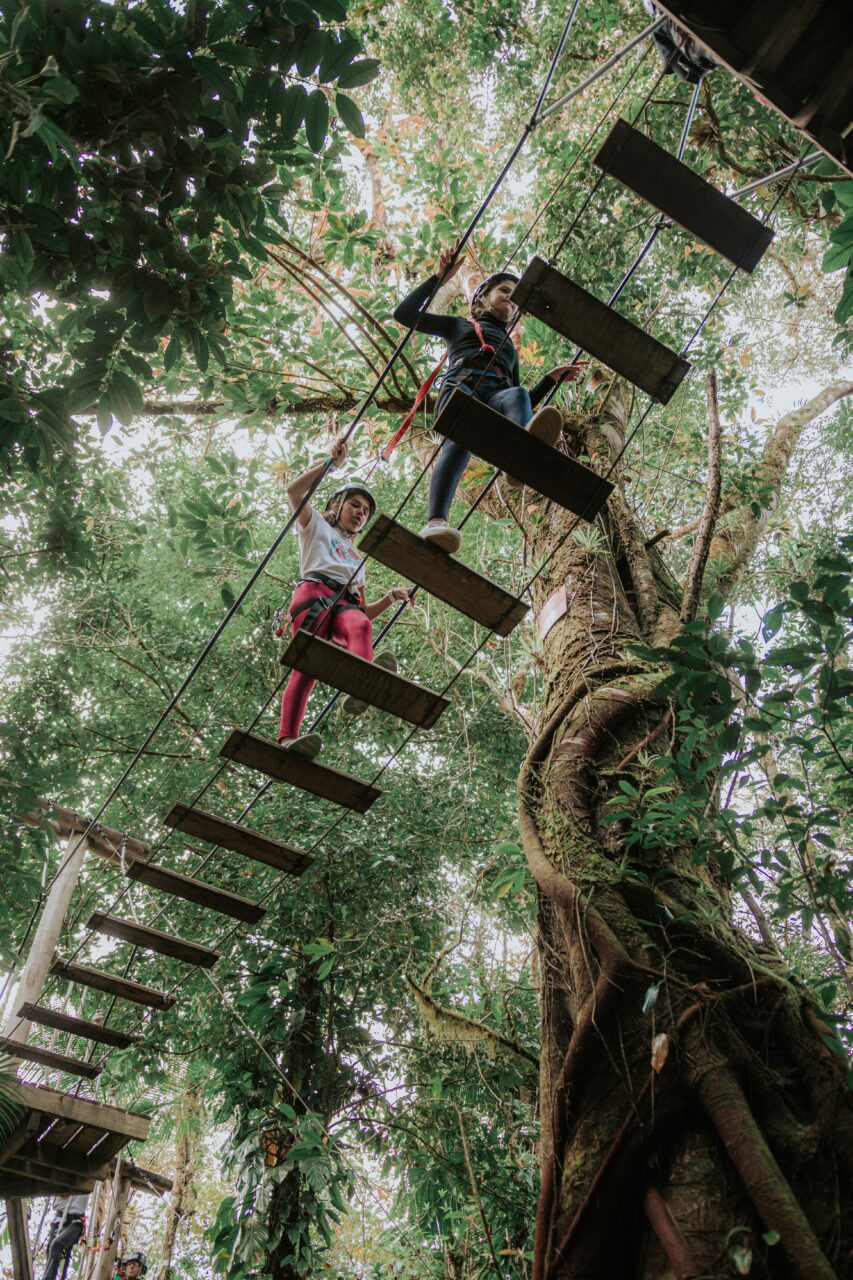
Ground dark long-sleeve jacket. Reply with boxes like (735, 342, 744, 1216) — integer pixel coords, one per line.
(393, 274, 556, 407)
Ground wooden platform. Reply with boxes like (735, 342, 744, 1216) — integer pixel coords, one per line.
(281, 631, 449, 729)
(653, 1, 853, 178)
(86, 910, 220, 968)
(594, 117, 774, 271)
(360, 515, 529, 637)
(0, 1082, 149, 1195)
(220, 729, 382, 813)
(513, 257, 691, 405)
(164, 802, 315, 875)
(52, 960, 176, 1010)
(16, 1002, 139, 1049)
(127, 860, 267, 923)
(0, 1038, 101, 1079)
(433, 388, 615, 516)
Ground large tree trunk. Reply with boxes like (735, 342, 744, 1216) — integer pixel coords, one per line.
(157, 1089, 199, 1280)
(518, 388, 853, 1280)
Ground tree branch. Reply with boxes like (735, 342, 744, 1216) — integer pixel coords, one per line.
(680, 368, 723, 624)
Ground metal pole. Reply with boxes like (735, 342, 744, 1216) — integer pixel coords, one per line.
(7, 1199, 34, 1280)
(533, 16, 666, 125)
(4, 832, 87, 1048)
(732, 149, 823, 199)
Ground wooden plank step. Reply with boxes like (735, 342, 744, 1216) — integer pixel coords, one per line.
(16, 1003, 139, 1050)
(653, 1, 853, 179)
(51, 960, 176, 1010)
(127, 860, 267, 923)
(16, 1081, 150, 1140)
(513, 256, 691, 405)
(219, 729, 382, 813)
(359, 515, 529, 637)
(163, 803, 314, 875)
(433, 387, 615, 517)
(86, 911, 219, 969)
(0, 1038, 101, 1079)
(594, 118, 774, 272)
(281, 631, 449, 729)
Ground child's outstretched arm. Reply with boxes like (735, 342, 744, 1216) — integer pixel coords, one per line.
(363, 586, 412, 621)
(286, 439, 348, 529)
(392, 244, 466, 339)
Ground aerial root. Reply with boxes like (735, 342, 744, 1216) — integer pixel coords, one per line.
(688, 1053, 838, 1280)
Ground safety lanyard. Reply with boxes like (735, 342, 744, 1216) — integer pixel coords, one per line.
(382, 318, 499, 460)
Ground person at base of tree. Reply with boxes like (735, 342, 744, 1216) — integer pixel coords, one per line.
(119, 1253, 147, 1280)
(278, 438, 411, 758)
(392, 245, 584, 554)
(41, 1195, 88, 1280)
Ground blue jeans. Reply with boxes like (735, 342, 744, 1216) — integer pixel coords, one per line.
(428, 375, 533, 520)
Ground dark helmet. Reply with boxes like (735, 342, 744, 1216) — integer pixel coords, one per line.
(471, 271, 520, 305)
(122, 1254, 147, 1275)
(327, 482, 376, 520)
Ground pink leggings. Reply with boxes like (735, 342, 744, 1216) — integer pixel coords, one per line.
(279, 580, 373, 741)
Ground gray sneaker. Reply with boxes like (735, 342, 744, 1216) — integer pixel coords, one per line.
(505, 406, 563, 490)
(342, 651, 398, 716)
(280, 733, 323, 759)
(419, 519, 462, 554)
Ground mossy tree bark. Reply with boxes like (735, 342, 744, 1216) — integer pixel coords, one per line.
(511, 380, 853, 1280)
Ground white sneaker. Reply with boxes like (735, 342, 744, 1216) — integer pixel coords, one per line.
(505, 406, 563, 490)
(419, 519, 462, 554)
(342, 651, 398, 716)
(279, 733, 323, 759)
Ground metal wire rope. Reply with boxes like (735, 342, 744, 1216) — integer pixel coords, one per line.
(58, 155, 800, 1088)
(7, 32, 735, 1061)
(16, 13, 812, 1086)
(10, 0, 637, 1050)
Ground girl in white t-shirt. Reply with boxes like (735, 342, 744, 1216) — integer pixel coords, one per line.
(278, 439, 410, 757)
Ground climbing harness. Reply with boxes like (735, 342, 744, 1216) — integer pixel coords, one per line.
(273, 572, 366, 640)
(381, 316, 507, 461)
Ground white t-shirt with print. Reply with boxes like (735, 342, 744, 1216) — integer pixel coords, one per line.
(297, 508, 366, 589)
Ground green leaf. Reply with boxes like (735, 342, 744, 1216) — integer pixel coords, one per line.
(278, 83, 308, 140)
(822, 240, 852, 274)
(164, 335, 181, 372)
(13, 230, 34, 271)
(42, 74, 79, 104)
(304, 89, 329, 152)
(334, 92, 365, 138)
(96, 395, 112, 436)
(335, 57, 380, 89)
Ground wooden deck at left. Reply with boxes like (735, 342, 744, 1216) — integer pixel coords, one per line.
(0, 1082, 150, 1196)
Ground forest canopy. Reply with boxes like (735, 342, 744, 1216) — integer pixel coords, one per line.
(0, 2, 851, 1279)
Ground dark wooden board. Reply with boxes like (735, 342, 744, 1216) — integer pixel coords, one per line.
(16, 1003, 138, 1049)
(127, 860, 266, 923)
(653, 1, 853, 179)
(282, 631, 449, 729)
(433, 387, 615, 515)
(16, 1082, 150, 1138)
(10, 1137, 110, 1180)
(594, 118, 774, 271)
(219, 729, 382, 813)
(0, 1038, 101, 1079)
(86, 910, 219, 969)
(359, 515, 529, 636)
(51, 960, 176, 1011)
(513, 257, 691, 405)
(0, 1159, 98, 1195)
(163, 803, 314, 875)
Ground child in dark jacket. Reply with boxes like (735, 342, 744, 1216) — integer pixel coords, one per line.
(393, 246, 582, 552)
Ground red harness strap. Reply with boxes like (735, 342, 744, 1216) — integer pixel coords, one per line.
(382, 318, 497, 461)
